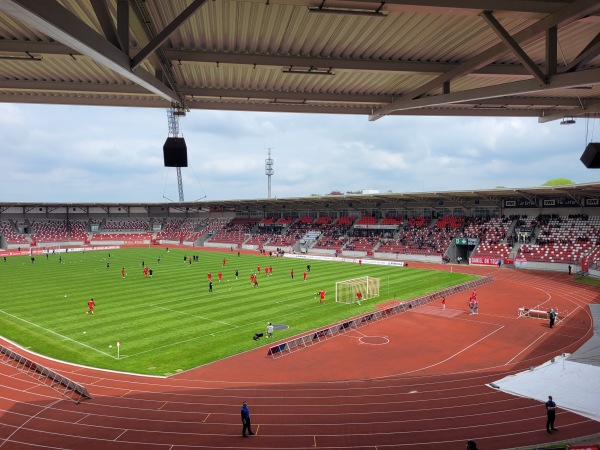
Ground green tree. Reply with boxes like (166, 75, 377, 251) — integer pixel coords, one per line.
(542, 178, 574, 186)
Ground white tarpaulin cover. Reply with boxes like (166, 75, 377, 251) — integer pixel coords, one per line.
(491, 304, 600, 422)
(491, 354, 600, 422)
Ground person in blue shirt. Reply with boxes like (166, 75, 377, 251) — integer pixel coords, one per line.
(241, 401, 254, 437)
(546, 395, 558, 433)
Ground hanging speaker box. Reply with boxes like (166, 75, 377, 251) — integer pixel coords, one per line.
(163, 137, 188, 167)
(580, 143, 600, 168)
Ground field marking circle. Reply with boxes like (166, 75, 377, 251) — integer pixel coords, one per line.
(359, 336, 389, 345)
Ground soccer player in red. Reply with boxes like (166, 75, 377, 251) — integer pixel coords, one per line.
(86, 298, 95, 315)
(358, 259, 362, 266)
(121, 267, 125, 278)
(269, 265, 273, 276)
(222, 258, 227, 267)
(356, 290, 362, 305)
(303, 271, 307, 281)
(290, 269, 294, 279)
(144, 266, 149, 277)
(218, 272, 223, 282)
(257, 265, 261, 274)
(319, 290, 326, 303)
(207, 272, 212, 281)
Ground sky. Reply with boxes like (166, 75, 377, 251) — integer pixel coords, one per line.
(0, 102, 598, 204)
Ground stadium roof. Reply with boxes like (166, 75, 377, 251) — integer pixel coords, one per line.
(0, 0, 599, 122)
(2, 182, 600, 213)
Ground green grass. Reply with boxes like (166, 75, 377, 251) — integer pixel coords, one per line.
(573, 275, 600, 287)
(0, 248, 477, 375)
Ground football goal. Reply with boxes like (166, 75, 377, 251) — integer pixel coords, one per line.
(335, 276, 380, 304)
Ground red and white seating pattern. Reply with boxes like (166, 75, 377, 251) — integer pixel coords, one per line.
(518, 216, 600, 263)
(29, 219, 69, 243)
(0, 220, 29, 245)
(209, 218, 259, 245)
(102, 219, 149, 231)
(69, 220, 89, 242)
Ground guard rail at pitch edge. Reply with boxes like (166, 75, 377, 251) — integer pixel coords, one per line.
(267, 276, 494, 358)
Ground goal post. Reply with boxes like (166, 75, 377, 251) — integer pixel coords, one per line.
(335, 276, 380, 304)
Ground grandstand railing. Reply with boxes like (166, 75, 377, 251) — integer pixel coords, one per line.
(267, 276, 493, 358)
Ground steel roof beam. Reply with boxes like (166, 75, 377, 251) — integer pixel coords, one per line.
(131, 0, 207, 71)
(183, 86, 584, 106)
(90, 0, 120, 49)
(363, 67, 600, 112)
(165, 49, 533, 76)
(480, 10, 548, 86)
(0, 0, 179, 103)
(369, 0, 600, 120)
(538, 101, 600, 123)
(564, 31, 600, 72)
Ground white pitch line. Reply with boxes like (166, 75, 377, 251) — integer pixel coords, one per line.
(505, 332, 547, 365)
(123, 326, 238, 358)
(0, 309, 112, 357)
(393, 325, 505, 376)
(149, 304, 237, 326)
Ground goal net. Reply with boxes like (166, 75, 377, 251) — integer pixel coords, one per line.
(335, 276, 380, 304)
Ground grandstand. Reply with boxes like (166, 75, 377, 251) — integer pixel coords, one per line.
(2, 185, 600, 276)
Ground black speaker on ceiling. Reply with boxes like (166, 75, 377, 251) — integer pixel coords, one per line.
(580, 142, 600, 168)
(163, 137, 188, 167)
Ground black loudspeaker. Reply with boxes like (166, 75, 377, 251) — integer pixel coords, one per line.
(253, 332, 264, 341)
(163, 137, 188, 167)
(580, 143, 600, 168)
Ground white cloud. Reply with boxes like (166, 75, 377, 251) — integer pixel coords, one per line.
(0, 104, 598, 203)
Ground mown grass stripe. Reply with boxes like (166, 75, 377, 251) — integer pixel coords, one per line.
(1, 248, 477, 375)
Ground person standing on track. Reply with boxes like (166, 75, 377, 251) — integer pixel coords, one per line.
(546, 395, 558, 433)
(241, 401, 254, 437)
(549, 308, 556, 328)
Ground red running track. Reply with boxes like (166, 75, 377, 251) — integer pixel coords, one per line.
(1, 263, 599, 449)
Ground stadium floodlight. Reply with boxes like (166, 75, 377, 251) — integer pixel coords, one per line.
(560, 116, 576, 125)
(335, 276, 380, 304)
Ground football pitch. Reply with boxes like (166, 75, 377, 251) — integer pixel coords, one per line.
(0, 248, 477, 375)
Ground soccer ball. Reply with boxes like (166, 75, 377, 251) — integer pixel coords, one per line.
(83, 331, 86, 334)
(64, 295, 67, 297)
(109, 345, 112, 348)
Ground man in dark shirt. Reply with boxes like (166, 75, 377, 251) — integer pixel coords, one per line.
(549, 309, 556, 328)
(241, 401, 254, 437)
(546, 395, 558, 433)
